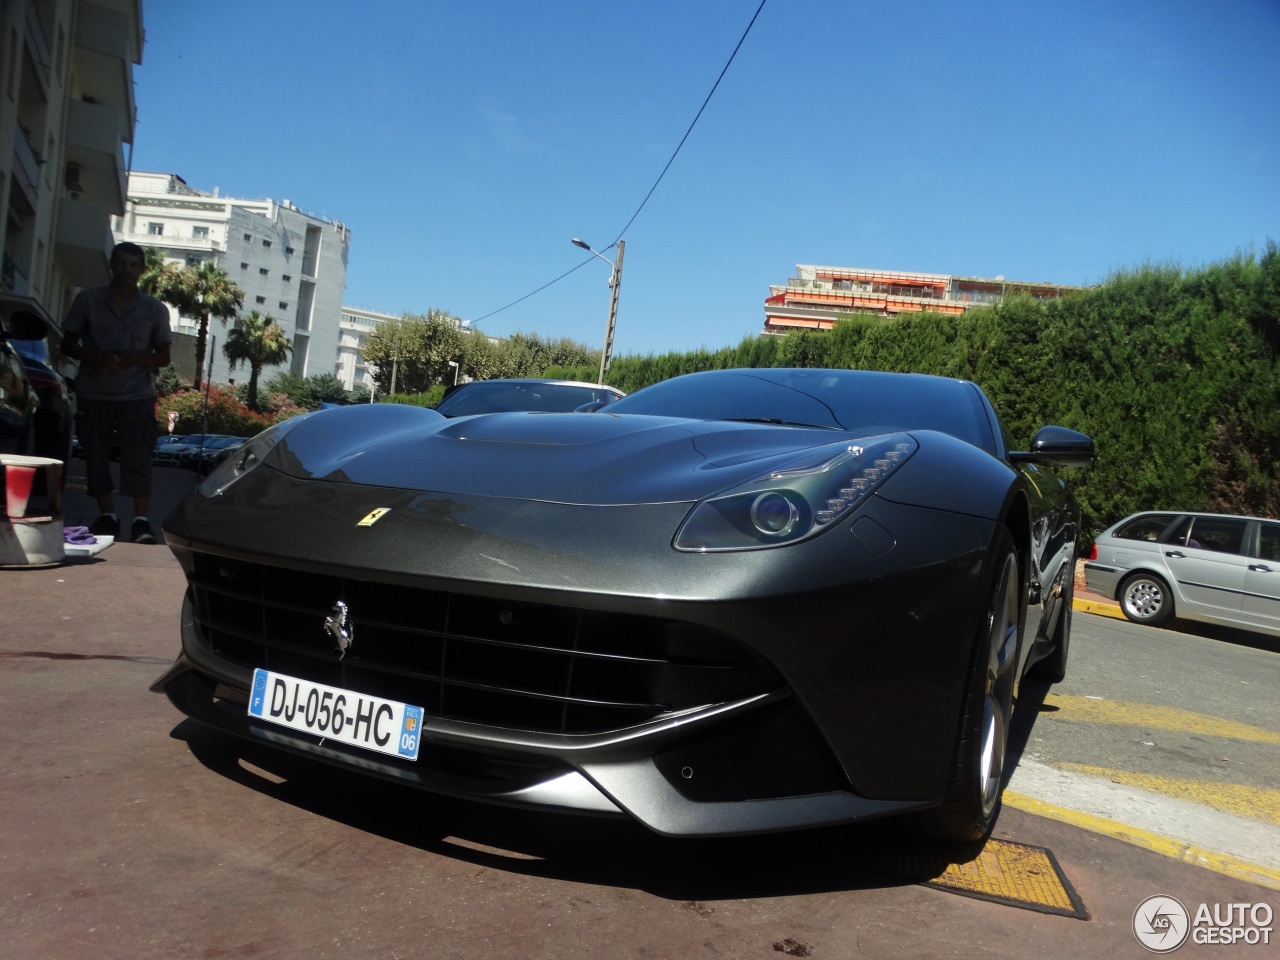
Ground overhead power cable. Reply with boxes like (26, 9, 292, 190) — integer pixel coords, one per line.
(472, 0, 768, 325)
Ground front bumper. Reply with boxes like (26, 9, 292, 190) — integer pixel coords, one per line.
(155, 469, 996, 835)
(154, 654, 926, 836)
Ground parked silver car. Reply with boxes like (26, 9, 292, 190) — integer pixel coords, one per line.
(1084, 511, 1280, 635)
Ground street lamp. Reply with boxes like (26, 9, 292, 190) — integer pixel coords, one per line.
(448, 359, 459, 386)
(572, 237, 624, 385)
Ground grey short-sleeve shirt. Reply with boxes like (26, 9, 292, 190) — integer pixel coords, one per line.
(63, 286, 173, 402)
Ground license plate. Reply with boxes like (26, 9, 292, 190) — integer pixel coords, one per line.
(248, 668, 424, 761)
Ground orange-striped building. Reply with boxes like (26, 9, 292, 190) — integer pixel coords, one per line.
(763, 265, 1082, 335)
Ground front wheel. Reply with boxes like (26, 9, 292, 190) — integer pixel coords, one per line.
(922, 528, 1022, 844)
(1119, 572, 1174, 626)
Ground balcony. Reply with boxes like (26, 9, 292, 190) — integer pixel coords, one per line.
(54, 199, 114, 287)
(63, 99, 128, 211)
(117, 232, 224, 254)
(71, 4, 141, 130)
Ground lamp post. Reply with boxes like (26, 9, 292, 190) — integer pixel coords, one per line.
(571, 237, 624, 385)
(448, 360, 459, 386)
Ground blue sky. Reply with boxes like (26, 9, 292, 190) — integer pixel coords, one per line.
(130, 0, 1280, 359)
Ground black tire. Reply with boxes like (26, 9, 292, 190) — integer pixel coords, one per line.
(1119, 571, 1174, 626)
(922, 527, 1022, 844)
(1030, 564, 1073, 683)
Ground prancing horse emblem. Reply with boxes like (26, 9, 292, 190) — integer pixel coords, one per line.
(325, 600, 354, 658)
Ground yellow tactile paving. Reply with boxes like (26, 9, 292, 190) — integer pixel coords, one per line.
(872, 839, 1088, 918)
(1056, 763, 1280, 827)
(1042, 693, 1280, 744)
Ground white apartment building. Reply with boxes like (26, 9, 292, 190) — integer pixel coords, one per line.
(114, 171, 351, 388)
(337, 304, 397, 392)
(0, 0, 141, 343)
(764, 264, 1082, 335)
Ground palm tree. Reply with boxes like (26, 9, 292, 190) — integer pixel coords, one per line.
(155, 262, 244, 390)
(140, 246, 181, 296)
(223, 311, 292, 410)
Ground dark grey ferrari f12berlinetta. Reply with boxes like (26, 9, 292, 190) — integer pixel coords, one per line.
(153, 368, 1093, 843)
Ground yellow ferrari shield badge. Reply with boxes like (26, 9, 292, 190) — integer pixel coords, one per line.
(357, 508, 391, 527)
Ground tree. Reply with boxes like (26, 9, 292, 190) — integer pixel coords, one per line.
(156, 261, 245, 390)
(223, 311, 292, 410)
(262, 370, 308, 406)
(301, 373, 350, 408)
(140, 246, 182, 297)
(364, 309, 466, 393)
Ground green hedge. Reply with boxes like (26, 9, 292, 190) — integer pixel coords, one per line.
(400, 246, 1280, 543)
(600, 247, 1280, 541)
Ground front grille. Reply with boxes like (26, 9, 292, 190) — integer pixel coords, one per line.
(188, 554, 781, 735)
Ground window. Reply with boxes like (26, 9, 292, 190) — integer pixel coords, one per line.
(1114, 514, 1178, 543)
(1258, 523, 1280, 562)
(147, 223, 164, 236)
(186, 257, 203, 267)
(243, 233, 252, 241)
(279, 301, 289, 310)
(1186, 517, 1248, 555)
(262, 239, 272, 248)
(240, 262, 249, 270)
(282, 275, 292, 283)
(259, 267, 269, 276)
(255, 296, 266, 304)
(285, 246, 295, 254)
(193, 226, 209, 240)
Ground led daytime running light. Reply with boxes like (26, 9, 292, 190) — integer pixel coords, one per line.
(674, 434, 917, 552)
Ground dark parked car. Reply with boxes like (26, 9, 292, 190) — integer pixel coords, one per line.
(1, 311, 73, 492)
(154, 433, 233, 466)
(1084, 510, 1280, 636)
(184, 435, 246, 474)
(433, 378, 624, 417)
(155, 434, 189, 454)
(0, 336, 38, 455)
(154, 368, 1092, 842)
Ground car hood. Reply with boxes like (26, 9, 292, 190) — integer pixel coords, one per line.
(266, 406, 859, 506)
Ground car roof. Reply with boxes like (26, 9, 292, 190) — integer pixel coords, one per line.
(1115, 510, 1272, 525)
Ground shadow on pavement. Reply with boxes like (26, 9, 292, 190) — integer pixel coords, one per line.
(170, 719, 999, 903)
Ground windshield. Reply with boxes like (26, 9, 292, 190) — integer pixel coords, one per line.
(436, 381, 620, 417)
(607, 369, 997, 453)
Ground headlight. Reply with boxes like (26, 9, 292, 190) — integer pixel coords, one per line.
(197, 414, 311, 497)
(673, 433, 917, 552)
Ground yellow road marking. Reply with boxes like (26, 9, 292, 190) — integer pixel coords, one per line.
(1004, 791, 1280, 892)
(1054, 763, 1280, 827)
(1043, 693, 1280, 744)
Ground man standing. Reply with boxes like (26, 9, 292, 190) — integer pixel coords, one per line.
(60, 241, 172, 544)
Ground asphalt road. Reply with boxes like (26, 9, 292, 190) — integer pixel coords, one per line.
(1, 460, 1276, 959)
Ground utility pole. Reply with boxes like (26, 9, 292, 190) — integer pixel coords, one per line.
(598, 239, 623, 385)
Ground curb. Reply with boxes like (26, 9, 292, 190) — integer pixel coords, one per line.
(1072, 597, 1125, 621)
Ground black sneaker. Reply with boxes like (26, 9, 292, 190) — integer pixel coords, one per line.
(131, 518, 157, 545)
(89, 514, 120, 538)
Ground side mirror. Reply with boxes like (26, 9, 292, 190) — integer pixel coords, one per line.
(1008, 426, 1094, 468)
